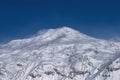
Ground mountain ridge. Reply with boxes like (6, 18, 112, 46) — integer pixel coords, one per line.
(0, 27, 120, 80)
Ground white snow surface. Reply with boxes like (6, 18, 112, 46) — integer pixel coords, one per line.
(0, 27, 120, 80)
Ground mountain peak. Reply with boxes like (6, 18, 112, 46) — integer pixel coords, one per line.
(39, 27, 90, 42)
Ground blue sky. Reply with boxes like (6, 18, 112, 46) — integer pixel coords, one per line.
(0, 0, 120, 43)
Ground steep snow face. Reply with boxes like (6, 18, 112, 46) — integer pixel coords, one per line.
(0, 27, 120, 80)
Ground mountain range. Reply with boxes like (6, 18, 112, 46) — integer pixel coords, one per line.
(0, 27, 120, 80)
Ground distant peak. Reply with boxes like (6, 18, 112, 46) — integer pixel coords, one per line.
(35, 27, 91, 41)
(42, 27, 79, 36)
(37, 27, 84, 37)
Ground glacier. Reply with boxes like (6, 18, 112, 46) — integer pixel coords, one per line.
(0, 27, 120, 80)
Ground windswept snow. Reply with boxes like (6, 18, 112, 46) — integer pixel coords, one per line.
(0, 27, 120, 80)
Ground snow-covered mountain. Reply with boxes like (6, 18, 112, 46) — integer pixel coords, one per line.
(0, 27, 120, 80)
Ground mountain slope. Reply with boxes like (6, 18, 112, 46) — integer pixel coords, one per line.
(0, 27, 120, 80)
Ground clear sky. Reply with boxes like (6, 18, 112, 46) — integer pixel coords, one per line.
(0, 0, 120, 43)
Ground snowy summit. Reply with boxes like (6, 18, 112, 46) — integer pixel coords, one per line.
(0, 27, 120, 80)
